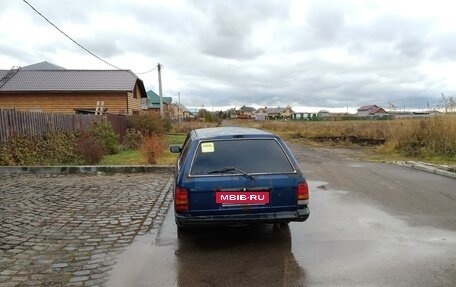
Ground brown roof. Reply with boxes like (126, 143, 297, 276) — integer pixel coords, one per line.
(0, 69, 146, 96)
(357, 105, 380, 111)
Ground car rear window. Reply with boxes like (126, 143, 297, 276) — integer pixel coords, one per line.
(190, 139, 295, 175)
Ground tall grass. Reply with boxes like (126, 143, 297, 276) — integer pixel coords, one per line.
(234, 115, 456, 161)
(382, 115, 456, 158)
(259, 120, 388, 139)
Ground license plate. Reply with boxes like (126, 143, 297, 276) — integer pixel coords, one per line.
(216, 191, 269, 205)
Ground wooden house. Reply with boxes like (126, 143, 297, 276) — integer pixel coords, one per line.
(254, 106, 294, 120)
(0, 63, 147, 115)
(143, 90, 172, 114)
(356, 105, 388, 117)
(169, 103, 191, 119)
(236, 105, 256, 119)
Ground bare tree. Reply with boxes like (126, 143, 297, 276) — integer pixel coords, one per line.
(439, 93, 455, 113)
(388, 102, 397, 111)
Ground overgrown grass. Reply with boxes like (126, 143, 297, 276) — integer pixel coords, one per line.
(160, 134, 187, 165)
(100, 149, 179, 165)
(167, 133, 187, 145)
(232, 115, 456, 164)
(101, 134, 187, 165)
(159, 150, 179, 165)
(100, 150, 143, 165)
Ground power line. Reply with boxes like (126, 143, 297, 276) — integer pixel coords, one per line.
(135, 66, 158, 75)
(22, 0, 122, 70)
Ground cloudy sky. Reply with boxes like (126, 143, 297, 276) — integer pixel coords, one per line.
(1, 0, 456, 112)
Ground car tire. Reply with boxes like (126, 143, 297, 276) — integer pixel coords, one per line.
(176, 219, 187, 231)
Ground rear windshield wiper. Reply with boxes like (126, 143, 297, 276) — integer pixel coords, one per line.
(208, 167, 254, 180)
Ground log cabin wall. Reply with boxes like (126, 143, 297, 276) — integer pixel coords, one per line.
(0, 92, 135, 114)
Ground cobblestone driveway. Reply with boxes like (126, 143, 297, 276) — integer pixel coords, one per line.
(0, 173, 173, 287)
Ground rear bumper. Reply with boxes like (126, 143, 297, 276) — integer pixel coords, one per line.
(176, 206, 309, 227)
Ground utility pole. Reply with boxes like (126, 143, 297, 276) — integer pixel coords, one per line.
(157, 63, 164, 118)
(178, 92, 181, 119)
(177, 92, 181, 124)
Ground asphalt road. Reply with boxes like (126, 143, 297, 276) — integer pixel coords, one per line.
(108, 144, 456, 287)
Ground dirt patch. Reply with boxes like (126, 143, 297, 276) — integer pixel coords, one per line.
(291, 133, 386, 146)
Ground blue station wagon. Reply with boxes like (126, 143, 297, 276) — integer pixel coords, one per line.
(170, 127, 309, 229)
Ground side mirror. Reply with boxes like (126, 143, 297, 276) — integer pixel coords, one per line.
(170, 145, 182, 153)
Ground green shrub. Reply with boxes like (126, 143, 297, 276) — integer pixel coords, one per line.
(123, 129, 143, 149)
(0, 123, 120, 166)
(0, 132, 80, 166)
(0, 144, 12, 165)
(127, 113, 170, 136)
(74, 132, 107, 165)
(88, 121, 120, 154)
(36, 132, 80, 164)
(7, 134, 37, 165)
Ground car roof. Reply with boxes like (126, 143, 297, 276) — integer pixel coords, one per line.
(192, 127, 274, 140)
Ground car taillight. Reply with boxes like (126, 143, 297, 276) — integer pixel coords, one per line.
(175, 187, 189, 213)
(297, 182, 309, 205)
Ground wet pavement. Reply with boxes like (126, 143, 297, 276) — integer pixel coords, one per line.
(108, 146, 456, 287)
(108, 180, 456, 287)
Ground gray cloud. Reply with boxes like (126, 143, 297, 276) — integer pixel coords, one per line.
(2, 0, 455, 110)
(191, 0, 289, 59)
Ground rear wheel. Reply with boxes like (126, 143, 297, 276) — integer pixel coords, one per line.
(273, 221, 289, 230)
(175, 219, 188, 231)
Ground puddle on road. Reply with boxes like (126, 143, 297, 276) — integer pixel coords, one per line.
(107, 206, 178, 287)
(108, 181, 456, 287)
(108, 205, 305, 287)
(347, 163, 367, 168)
(292, 181, 456, 286)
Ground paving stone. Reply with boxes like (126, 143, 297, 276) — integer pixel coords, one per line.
(68, 275, 90, 283)
(0, 275, 11, 282)
(73, 270, 91, 276)
(0, 270, 18, 276)
(10, 276, 28, 282)
(0, 173, 173, 286)
(51, 263, 69, 269)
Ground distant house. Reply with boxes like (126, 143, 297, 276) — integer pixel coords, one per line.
(144, 90, 172, 114)
(169, 103, 191, 119)
(357, 105, 388, 117)
(0, 62, 146, 115)
(254, 106, 294, 120)
(254, 110, 268, 121)
(318, 110, 331, 118)
(236, 105, 256, 119)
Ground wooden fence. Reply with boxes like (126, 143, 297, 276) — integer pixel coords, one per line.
(0, 109, 127, 143)
(106, 113, 127, 143)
